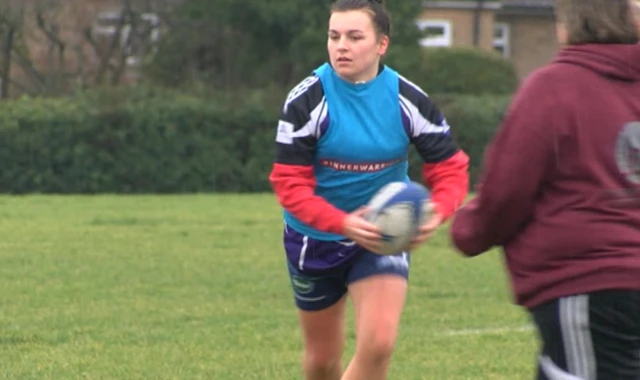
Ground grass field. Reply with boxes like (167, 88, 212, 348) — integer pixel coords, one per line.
(0, 194, 538, 379)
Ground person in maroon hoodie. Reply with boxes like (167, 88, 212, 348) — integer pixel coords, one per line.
(450, 0, 640, 379)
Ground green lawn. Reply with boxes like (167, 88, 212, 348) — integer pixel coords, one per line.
(0, 194, 538, 379)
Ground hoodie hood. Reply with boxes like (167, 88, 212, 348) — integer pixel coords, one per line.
(554, 44, 640, 82)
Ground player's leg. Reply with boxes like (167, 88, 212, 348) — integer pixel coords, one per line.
(286, 261, 348, 380)
(299, 297, 347, 380)
(584, 290, 640, 380)
(531, 291, 640, 380)
(283, 224, 352, 380)
(341, 251, 410, 380)
(530, 299, 574, 380)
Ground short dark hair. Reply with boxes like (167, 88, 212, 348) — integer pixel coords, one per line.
(555, 0, 639, 44)
(330, 0, 391, 37)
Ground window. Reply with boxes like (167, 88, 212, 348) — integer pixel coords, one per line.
(416, 20, 452, 48)
(493, 23, 510, 58)
(93, 11, 161, 66)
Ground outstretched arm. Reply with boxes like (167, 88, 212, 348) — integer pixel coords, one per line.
(450, 78, 555, 257)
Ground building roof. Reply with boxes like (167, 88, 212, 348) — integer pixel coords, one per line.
(501, 0, 554, 8)
(422, 1, 502, 10)
(423, 0, 555, 11)
(499, 0, 555, 16)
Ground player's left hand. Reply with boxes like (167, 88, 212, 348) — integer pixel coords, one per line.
(408, 203, 443, 251)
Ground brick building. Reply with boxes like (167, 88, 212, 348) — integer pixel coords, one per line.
(418, 0, 558, 81)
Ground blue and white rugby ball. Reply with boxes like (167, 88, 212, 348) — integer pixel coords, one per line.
(366, 181, 432, 255)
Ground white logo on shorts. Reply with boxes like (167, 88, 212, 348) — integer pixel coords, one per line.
(379, 252, 409, 271)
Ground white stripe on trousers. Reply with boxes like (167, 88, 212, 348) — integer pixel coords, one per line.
(559, 295, 597, 380)
(298, 235, 308, 270)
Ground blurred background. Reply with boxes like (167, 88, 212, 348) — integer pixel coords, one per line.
(0, 1, 560, 378)
(0, 0, 559, 194)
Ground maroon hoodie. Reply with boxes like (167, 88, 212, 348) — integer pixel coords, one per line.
(450, 44, 640, 309)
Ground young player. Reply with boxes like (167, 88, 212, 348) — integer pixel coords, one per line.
(449, 0, 640, 379)
(268, 0, 469, 379)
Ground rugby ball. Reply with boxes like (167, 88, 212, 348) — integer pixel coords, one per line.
(366, 181, 432, 255)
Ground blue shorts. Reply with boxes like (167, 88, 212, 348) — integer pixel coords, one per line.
(283, 225, 410, 311)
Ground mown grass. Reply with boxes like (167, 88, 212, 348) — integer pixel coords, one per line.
(0, 194, 537, 379)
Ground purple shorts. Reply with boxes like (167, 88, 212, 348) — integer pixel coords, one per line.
(283, 224, 410, 311)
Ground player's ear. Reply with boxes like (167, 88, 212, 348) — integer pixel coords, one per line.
(377, 34, 389, 56)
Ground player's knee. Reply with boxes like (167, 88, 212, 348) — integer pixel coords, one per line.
(366, 335, 396, 363)
(303, 348, 341, 375)
(357, 326, 397, 363)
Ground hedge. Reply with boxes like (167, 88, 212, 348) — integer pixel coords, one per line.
(0, 87, 511, 193)
(414, 47, 518, 96)
(408, 93, 510, 186)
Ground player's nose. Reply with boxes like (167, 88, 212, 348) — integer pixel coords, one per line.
(336, 37, 348, 51)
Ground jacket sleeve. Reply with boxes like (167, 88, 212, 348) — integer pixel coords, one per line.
(405, 90, 470, 221)
(449, 76, 556, 256)
(421, 151, 470, 221)
(268, 92, 347, 235)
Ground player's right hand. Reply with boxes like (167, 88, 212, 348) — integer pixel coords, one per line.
(342, 207, 383, 253)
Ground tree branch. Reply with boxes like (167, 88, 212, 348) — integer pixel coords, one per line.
(0, 27, 15, 98)
(10, 50, 47, 91)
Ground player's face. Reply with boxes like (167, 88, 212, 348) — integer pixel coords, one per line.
(555, 22, 568, 45)
(327, 10, 389, 83)
(634, 1, 640, 33)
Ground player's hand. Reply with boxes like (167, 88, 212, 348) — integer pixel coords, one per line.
(342, 207, 383, 253)
(408, 202, 443, 251)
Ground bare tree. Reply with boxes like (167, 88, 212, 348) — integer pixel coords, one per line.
(0, 0, 78, 97)
(0, 0, 26, 98)
(0, 0, 175, 99)
(83, 0, 170, 85)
